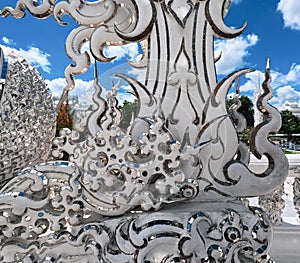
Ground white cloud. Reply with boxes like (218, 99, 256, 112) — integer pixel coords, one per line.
(46, 77, 110, 107)
(45, 78, 67, 99)
(238, 62, 300, 109)
(278, 0, 300, 30)
(286, 63, 300, 82)
(76, 78, 106, 105)
(2, 36, 16, 46)
(240, 70, 264, 92)
(271, 85, 300, 109)
(215, 34, 259, 75)
(104, 43, 141, 63)
(127, 67, 146, 83)
(270, 64, 300, 89)
(19, 47, 51, 73)
(0, 44, 51, 74)
(47, 77, 137, 112)
(270, 64, 300, 108)
(239, 68, 291, 94)
(231, 0, 243, 4)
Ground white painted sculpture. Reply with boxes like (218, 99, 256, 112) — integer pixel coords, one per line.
(0, 1, 288, 262)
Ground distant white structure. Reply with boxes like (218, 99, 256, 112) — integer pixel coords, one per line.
(281, 100, 300, 117)
(53, 94, 90, 112)
(254, 74, 264, 126)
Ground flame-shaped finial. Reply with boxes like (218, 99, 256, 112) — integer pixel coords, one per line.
(94, 59, 99, 81)
(266, 57, 270, 71)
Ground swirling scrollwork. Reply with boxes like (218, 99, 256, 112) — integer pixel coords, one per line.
(0, 194, 274, 262)
(53, 0, 156, 107)
(0, 0, 55, 18)
(0, 0, 288, 209)
(0, 0, 286, 261)
(215, 60, 289, 197)
(52, 70, 203, 215)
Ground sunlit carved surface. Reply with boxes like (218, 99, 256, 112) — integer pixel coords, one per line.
(0, 0, 288, 262)
(293, 177, 300, 219)
(259, 184, 285, 225)
(45, 0, 288, 207)
(0, 47, 56, 183)
(0, 163, 274, 262)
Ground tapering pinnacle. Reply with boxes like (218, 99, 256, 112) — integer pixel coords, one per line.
(266, 56, 271, 70)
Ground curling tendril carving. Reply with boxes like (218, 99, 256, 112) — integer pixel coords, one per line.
(0, 0, 288, 262)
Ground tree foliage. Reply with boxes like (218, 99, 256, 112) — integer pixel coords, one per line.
(118, 99, 300, 140)
(279, 110, 300, 135)
(227, 95, 254, 127)
(118, 100, 138, 130)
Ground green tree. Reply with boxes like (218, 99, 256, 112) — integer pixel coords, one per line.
(279, 110, 300, 136)
(227, 95, 254, 127)
(118, 100, 138, 130)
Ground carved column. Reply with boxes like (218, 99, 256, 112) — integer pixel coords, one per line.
(293, 177, 300, 221)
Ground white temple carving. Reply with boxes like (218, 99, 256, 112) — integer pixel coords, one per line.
(0, 1, 288, 262)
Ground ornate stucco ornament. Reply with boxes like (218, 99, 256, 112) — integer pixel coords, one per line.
(0, 0, 287, 262)
(39, 0, 288, 208)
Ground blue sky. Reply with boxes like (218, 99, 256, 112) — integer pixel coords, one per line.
(0, 0, 300, 109)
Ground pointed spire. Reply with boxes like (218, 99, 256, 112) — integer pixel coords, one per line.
(56, 90, 73, 129)
(254, 72, 264, 127)
(236, 77, 241, 95)
(94, 59, 99, 81)
(266, 56, 270, 71)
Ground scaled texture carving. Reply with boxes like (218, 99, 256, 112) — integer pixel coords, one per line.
(0, 47, 56, 183)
